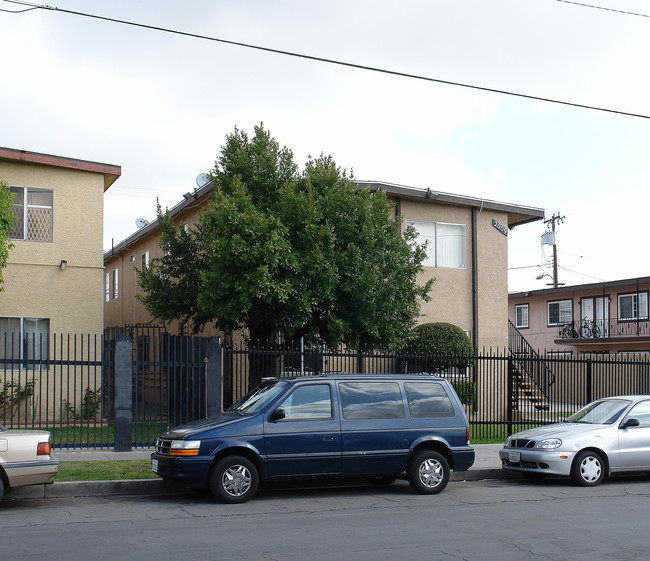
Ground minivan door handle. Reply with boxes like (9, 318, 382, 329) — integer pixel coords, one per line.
(322, 435, 335, 441)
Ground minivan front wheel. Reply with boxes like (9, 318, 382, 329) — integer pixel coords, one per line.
(407, 450, 449, 494)
(209, 455, 259, 504)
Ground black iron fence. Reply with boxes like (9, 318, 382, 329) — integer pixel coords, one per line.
(0, 330, 211, 449)
(2, 332, 650, 448)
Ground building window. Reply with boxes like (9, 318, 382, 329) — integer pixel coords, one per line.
(618, 292, 648, 321)
(105, 273, 110, 303)
(113, 269, 119, 299)
(9, 187, 54, 242)
(515, 304, 529, 329)
(0, 317, 50, 363)
(548, 300, 572, 326)
(142, 251, 150, 269)
(407, 221, 466, 269)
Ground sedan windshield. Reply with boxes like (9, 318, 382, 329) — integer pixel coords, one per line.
(226, 380, 287, 414)
(567, 399, 631, 424)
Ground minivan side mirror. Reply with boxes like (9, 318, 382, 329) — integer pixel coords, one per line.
(621, 418, 640, 429)
(269, 408, 286, 423)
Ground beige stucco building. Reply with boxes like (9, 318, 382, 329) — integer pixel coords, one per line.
(104, 180, 543, 350)
(1, 147, 121, 342)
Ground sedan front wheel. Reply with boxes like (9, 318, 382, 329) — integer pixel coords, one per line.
(571, 450, 605, 486)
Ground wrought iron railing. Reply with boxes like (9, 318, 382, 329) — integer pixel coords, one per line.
(558, 317, 650, 340)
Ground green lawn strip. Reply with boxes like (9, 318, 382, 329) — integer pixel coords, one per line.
(55, 459, 159, 482)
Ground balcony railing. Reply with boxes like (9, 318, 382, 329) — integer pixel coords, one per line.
(558, 317, 650, 340)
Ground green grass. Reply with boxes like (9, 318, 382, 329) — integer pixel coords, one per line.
(55, 459, 159, 482)
(43, 422, 169, 447)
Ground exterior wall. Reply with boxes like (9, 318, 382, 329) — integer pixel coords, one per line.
(509, 279, 650, 353)
(106, 188, 534, 352)
(103, 196, 224, 337)
(1, 161, 106, 335)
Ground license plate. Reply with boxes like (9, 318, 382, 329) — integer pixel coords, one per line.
(152, 459, 158, 473)
(509, 451, 521, 463)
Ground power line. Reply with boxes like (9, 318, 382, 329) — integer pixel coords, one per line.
(556, 0, 649, 18)
(3, 0, 649, 121)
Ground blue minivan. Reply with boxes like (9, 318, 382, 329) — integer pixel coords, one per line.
(151, 374, 474, 503)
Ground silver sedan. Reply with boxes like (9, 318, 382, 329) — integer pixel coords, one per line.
(500, 395, 650, 486)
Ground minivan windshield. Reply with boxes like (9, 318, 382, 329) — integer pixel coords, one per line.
(566, 398, 631, 425)
(226, 380, 287, 414)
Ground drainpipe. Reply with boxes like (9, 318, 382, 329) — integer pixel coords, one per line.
(471, 208, 479, 348)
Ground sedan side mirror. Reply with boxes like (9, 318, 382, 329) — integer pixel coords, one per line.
(269, 408, 286, 423)
(621, 418, 640, 429)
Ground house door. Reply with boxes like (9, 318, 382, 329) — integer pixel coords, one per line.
(581, 297, 609, 338)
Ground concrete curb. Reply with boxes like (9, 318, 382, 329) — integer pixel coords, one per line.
(7, 468, 514, 501)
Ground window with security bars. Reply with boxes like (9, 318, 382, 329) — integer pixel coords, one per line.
(9, 187, 53, 242)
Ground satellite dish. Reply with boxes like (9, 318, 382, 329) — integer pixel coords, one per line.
(135, 218, 149, 229)
(196, 173, 210, 188)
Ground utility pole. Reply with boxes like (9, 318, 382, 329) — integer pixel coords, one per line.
(544, 212, 564, 288)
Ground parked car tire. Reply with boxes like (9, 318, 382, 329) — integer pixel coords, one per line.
(367, 476, 397, 486)
(209, 455, 259, 504)
(407, 450, 449, 494)
(571, 450, 605, 486)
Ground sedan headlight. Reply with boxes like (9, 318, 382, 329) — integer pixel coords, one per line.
(503, 438, 512, 448)
(170, 439, 201, 456)
(535, 438, 562, 450)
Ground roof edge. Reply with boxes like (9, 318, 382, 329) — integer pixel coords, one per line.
(0, 147, 121, 191)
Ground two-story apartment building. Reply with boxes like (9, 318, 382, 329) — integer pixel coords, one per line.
(509, 276, 650, 354)
(1, 147, 121, 352)
(104, 180, 544, 349)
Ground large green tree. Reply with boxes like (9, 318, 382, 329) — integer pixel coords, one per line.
(0, 177, 15, 291)
(137, 124, 432, 351)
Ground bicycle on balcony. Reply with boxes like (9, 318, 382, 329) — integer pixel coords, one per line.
(561, 322, 580, 339)
(579, 318, 602, 338)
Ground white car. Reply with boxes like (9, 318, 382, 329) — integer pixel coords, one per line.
(0, 424, 59, 501)
(500, 396, 650, 486)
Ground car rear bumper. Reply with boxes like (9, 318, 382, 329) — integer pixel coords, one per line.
(151, 452, 213, 488)
(3, 457, 59, 488)
(499, 448, 575, 476)
(451, 446, 475, 471)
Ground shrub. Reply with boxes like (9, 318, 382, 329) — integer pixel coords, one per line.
(404, 322, 475, 374)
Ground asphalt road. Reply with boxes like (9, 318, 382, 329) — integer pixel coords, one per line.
(4, 475, 650, 561)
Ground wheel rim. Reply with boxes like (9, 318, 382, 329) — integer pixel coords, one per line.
(222, 464, 252, 497)
(579, 456, 602, 483)
(418, 458, 444, 488)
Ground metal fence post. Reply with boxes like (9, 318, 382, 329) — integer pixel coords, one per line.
(114, 334, 133, 452)
(205, 338, 222, 417)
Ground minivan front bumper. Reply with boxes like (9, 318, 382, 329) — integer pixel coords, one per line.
(151, 452, 213, 488)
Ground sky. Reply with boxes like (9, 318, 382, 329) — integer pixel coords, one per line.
(1, 0, 648, 293)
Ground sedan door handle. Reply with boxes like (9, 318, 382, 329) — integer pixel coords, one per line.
(322, 435, 334, 441)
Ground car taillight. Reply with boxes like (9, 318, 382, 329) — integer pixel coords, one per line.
(37, 442, 51, 455)
(467, 427, 471, 446)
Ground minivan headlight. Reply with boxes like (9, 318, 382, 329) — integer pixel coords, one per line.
(535, 438, 562, 450)
(170, 439, 201, 456)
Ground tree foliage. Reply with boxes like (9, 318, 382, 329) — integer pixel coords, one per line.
(0, 177, 15, 291)
(137, 124, 433, 350)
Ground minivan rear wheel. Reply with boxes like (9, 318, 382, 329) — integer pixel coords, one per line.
(407, 450, 449, 494)
(209, 455, 259, 504)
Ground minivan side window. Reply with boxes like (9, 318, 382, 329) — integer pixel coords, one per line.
(404, 382, 455, 418)
(277, 384, 333, 420)
(339, 382, 405, 420)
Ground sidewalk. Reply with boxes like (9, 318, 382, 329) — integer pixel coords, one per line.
(10, 443, 511, 501)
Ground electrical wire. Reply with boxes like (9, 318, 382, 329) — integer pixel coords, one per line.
(2, 0, 649, 120)
(555, 0, 649, 18)
(557, 264, 607, 282)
